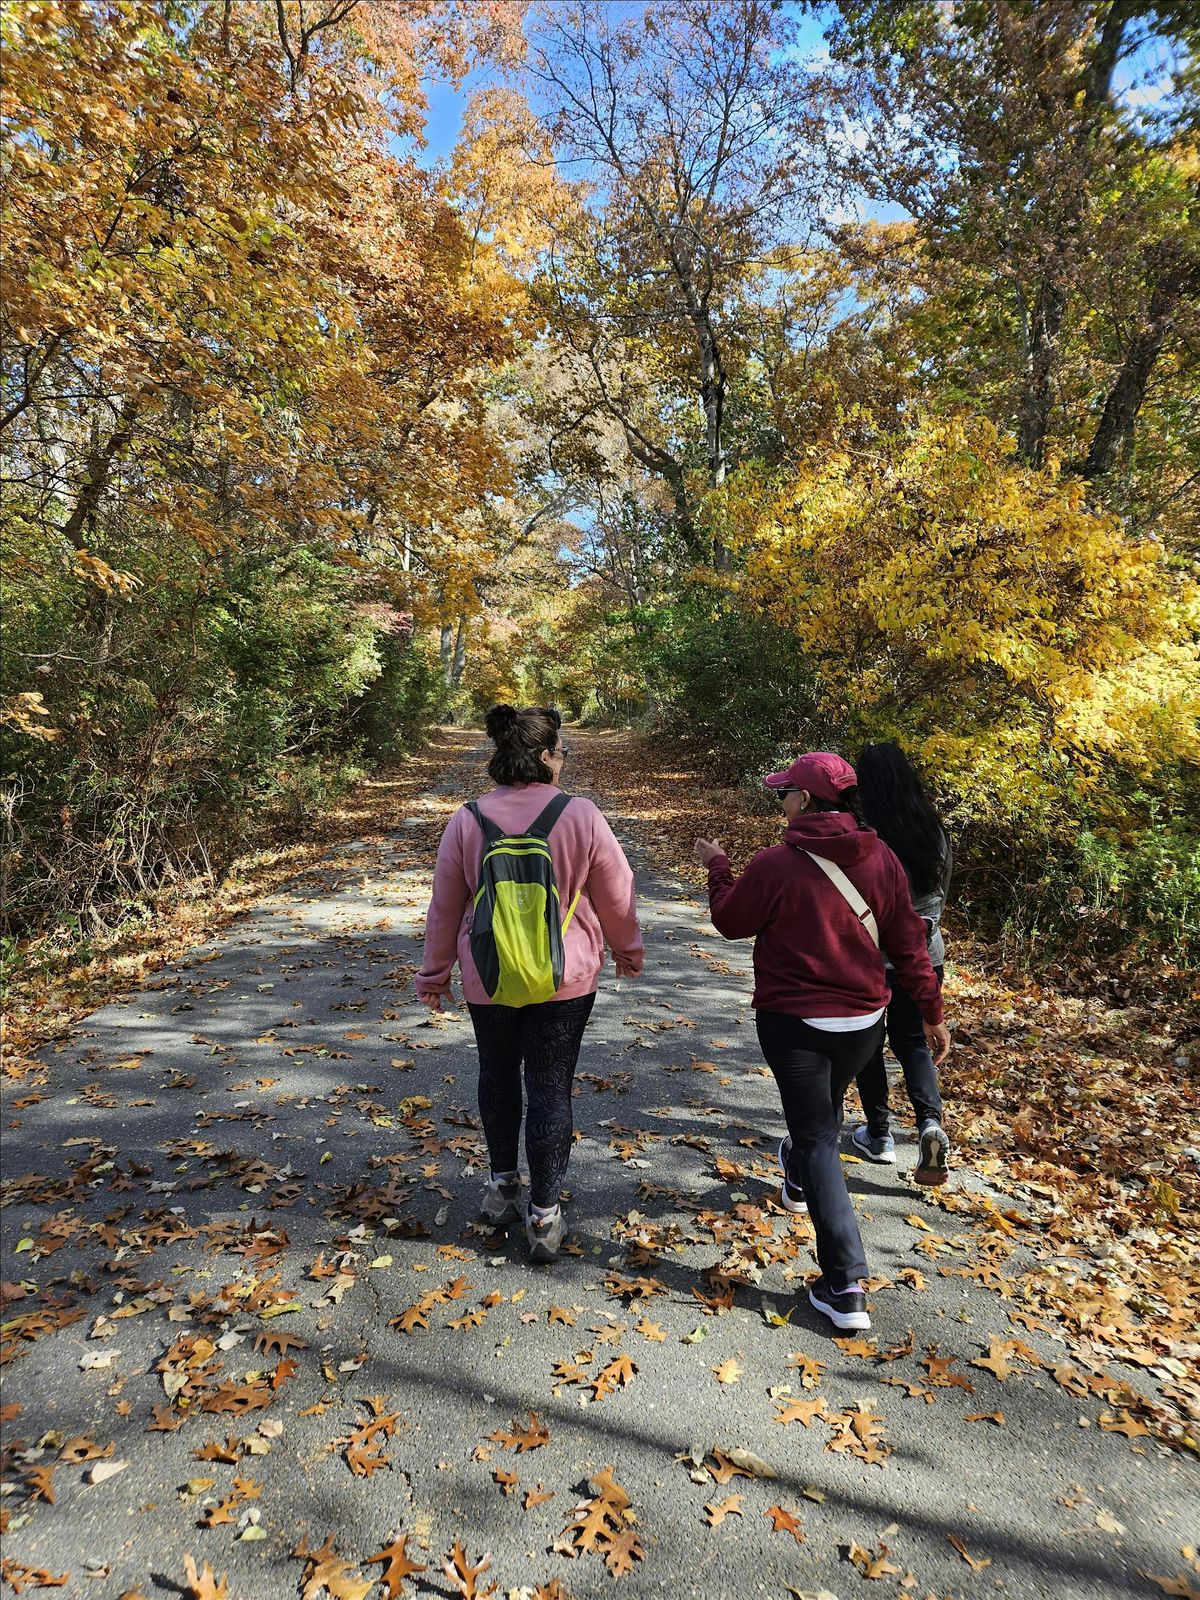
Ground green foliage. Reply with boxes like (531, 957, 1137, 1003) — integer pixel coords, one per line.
(349, 637, 450, 763)
(619, 595, 827, 783)
(0, 540, 431, 940)
(975, 801, 1200, 971)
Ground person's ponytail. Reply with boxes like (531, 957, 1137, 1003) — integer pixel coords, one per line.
(485, 704, 519, 742)
(485, 705, 562, 786)
(809, 786, 868, 829)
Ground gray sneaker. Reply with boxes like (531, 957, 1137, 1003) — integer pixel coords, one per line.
(479, 1174, 523, 1226)
(914, 1121, 950, 1186)
(852, 1124, 897, 1164)
(526, 1205, 565, 1264)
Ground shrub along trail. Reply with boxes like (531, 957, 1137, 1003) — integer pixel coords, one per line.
(1, 728, 1196, 1600)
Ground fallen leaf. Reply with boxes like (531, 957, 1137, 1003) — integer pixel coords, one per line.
(775, 1397, 828, 1427)
(0, 1567, 69, 1592)
(591, 1353, 638, 1400)
(181, 1554, 230, 1600)
(765, 1505, 806, 1544)
(58, 1437, 113, 1465)
(443, 1538, 495, 1599)
(1137, 1576, 1200, 1599)
(488, 1412, 549, 1452)
(704, 1492, 744, 1526)
(717, 1446, 776, 1479)
(833, 1336, 877, 1359)
(947, 1534, 992, 1571)
(845, 1539, 900, 1580)
(971, 1339, 1015, 1381)
(293, 1533, 373, 1600)
(786, 1352, 825, 1387)
(365, 1535, 427, 1600)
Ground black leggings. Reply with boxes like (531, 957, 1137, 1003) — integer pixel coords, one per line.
(855, 967, 944, 1137)
(757, 1010, 885, 1288)
(467, 993, 596, 1208)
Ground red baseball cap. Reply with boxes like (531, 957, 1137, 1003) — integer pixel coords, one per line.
(764, 751, 858, 804)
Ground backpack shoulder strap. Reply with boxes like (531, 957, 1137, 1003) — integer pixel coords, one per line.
(803, 851, 880, 948)
(525, 792, 571, 841)
(466, 800, 503, 846)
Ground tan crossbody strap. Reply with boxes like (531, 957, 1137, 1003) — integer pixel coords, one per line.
(803, 852, 880, 948)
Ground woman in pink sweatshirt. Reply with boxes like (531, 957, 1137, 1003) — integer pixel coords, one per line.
(417, 705, 643, 1262)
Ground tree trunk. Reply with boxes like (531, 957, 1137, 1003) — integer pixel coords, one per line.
(1084, 257, 1196, 480)
(439, 623, 454, 686)
(697, 317, 730, 569)
(1014, 6, 1136, 470)
(1017, 276, 1066, 469)
(451, 616, 467, 686)
(59, 395, 140, 551)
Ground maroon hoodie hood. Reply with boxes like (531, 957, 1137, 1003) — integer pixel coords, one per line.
(783, 809, 877, 866)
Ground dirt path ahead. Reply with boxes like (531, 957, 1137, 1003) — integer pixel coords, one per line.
(1, 729, 1195, 1600)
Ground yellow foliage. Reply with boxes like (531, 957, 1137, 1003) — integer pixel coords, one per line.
(736, 415, 1199, 814)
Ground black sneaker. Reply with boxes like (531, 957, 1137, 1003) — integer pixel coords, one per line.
(808, 1275, 870, 1331)
(776, 1135, 809, 1214)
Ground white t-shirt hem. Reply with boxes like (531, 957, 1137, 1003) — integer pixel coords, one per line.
(801, 1008, 885, 1033)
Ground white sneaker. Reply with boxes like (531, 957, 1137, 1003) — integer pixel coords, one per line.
(526, 1205, 565, 1263)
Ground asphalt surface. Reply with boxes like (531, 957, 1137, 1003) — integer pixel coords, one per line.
(1, 734, 1195, 1600)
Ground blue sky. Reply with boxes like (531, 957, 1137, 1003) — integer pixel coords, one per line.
(407, 6, 837, 170)
(405, 3, 1180, 174)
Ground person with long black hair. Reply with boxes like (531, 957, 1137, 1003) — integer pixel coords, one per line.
(852, 742, 953, 1185)
(695, 752, 949, 1331)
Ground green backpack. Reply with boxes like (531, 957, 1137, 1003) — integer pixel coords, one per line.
(467, 794, 581, 1006)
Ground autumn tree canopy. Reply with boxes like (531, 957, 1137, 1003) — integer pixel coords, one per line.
(2, 0, 1197, 961)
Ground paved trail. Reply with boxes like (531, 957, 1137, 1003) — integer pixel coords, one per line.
(1, 732, 1195, 1600)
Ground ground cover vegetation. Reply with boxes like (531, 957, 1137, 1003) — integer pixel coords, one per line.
(3, 0, 1197, 981)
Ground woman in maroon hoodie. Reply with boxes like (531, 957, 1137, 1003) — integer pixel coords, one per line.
(695, 752, 949, 1331)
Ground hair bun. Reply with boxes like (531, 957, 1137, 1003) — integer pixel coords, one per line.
(485, 704, 519, 742)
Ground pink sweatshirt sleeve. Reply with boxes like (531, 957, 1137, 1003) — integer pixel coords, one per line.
(415, 808, 471, 999)
(584, 808, 644, 975)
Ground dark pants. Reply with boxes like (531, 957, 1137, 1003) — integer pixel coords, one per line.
(756, 1010, 884, 1288)
(856, 967, 944, 1138)
(467, 993, 596, 1208)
